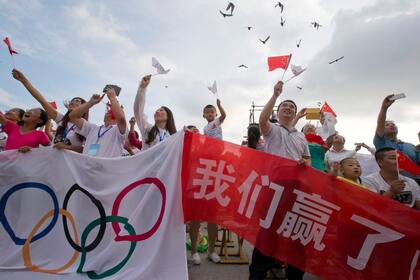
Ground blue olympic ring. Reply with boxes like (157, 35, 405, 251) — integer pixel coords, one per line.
(0, 182, 59, 245)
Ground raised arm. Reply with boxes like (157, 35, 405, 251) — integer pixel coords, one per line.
(216, 99, 227, 123)
(292, 108, 307, 128)
(376, 95, 394, 137)
(69, 94, 104, 129)
(12, 69, 58, 120)
(133, 75, 152, 139)
(44, 119, 54, 141)
(105, 87, 126, 134)
(259, 81, 282, 135)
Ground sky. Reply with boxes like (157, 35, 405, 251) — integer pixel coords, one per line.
(0, 0, 419, 150)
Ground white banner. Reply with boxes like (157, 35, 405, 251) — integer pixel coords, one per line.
(0, 132, 187, 280)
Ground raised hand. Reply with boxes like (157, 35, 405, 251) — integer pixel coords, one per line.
(12, 69, 27, 82)
(140, 75, 152, 89)
(273, 81, 283, 97)
(296, 108, 307, 119)
(89, 94, 105, 106)
(105, 87, 117, 99)
(382, 95, 395, 110)
(129, 117, 136, 126)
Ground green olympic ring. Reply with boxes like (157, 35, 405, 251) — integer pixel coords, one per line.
(77, 216, 136, 279)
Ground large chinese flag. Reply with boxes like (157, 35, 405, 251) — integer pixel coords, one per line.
(267, 54, 292, 71)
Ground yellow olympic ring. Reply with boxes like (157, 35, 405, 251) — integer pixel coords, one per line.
(22, 208, 80, 274)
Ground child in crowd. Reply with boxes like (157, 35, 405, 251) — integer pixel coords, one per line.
(247, 123, 264, 151)
(336, 157, 365, 187)
(124, 117, 142, 155)
(0, 108, 50, 152)
(134, 75, 176, 150)
(12, 69, 89, 153)
(203, 99, 226, 140)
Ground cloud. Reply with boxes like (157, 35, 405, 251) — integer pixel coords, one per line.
(0, 88, 25, 110)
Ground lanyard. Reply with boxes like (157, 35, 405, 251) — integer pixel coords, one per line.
(63, 124, 76, 138)
(159, 130, 168, 142)
(97, 125, 113, 143)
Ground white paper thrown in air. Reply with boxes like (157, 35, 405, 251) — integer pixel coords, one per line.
(207, 80, 217, 95)
(152, 57, 170, 75)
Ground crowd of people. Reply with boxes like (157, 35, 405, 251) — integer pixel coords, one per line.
(1, 69, 419, 280)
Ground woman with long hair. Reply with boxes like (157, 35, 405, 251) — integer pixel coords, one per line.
(0, 108, 25, 151)
(133, 75, 176, 150)
(0, 107, 50, 152)
(12, 69, 88, 153)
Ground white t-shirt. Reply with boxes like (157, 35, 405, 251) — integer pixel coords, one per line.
(204, 117, 223, 140)
(54, 112, 83, 147)
(142, 127, 170, 150)
(325, 148, 356, 172)
(77, 120, 128, 158)
(263, 123, 310, 161)
(364, 172, 420, 208)
(0, 129, 7, 152)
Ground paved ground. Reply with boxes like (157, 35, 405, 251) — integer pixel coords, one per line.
(187, 238, 321, 280)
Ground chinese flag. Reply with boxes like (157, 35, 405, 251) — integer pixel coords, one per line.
(49, 101, 58, 110)
(3, 37, 18, 55)
(267, 54, 292, 71)
(320, 102, 337, 117)
(397, 150, 420, 176)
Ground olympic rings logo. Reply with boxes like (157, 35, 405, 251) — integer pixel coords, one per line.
(0, 178, 166, 279)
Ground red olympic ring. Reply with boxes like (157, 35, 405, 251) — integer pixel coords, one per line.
(111, 177, 166, 242)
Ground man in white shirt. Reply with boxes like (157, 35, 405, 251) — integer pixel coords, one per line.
(249, 81, 310, 280)
(364, 147, 420, 209)
(69, 88, 127, 158)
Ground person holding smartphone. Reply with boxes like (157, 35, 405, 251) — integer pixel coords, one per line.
(374, 95, 419, 166)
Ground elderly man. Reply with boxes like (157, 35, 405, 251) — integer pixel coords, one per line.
(249, 81, 311, 280)
(364, 147, 420, 210)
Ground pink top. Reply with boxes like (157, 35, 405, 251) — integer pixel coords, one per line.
(3, 121, 50, 150)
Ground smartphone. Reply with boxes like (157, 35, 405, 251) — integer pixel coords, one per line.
(388, 93, 406, 101)
(103, 84, 122, 96)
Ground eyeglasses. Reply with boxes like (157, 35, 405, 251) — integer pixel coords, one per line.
(70, 99, 83, 104)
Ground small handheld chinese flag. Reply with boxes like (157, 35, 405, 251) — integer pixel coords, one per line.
(320, 101, 337, 117)
(49, 101, 58, 110)
(267, 54, 292, 71)
(3, 37, 18, 55)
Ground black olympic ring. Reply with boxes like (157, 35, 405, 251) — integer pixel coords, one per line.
(62, 184, 106, 252)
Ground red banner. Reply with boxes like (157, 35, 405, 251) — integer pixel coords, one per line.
(182, 132, 420, 280)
